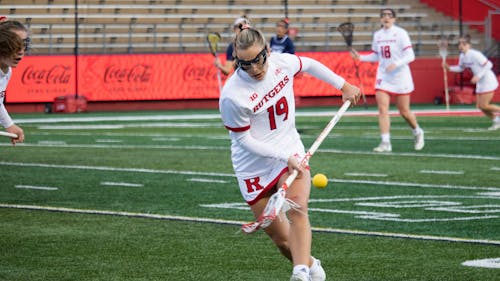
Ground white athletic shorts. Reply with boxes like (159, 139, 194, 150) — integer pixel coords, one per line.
(475, 71, 499, 94)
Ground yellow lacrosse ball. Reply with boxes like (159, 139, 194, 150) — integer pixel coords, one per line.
(312, 173, 328, 189)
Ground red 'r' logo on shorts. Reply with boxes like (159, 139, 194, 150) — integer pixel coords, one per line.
(244, 177, 264, 193)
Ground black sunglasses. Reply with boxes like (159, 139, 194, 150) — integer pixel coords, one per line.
(236, 48, 267, 71)
(380, 12, 394, 18)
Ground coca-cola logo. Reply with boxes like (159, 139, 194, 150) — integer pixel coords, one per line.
(104, 64, 152, 83)
(21, 65, 71, 85)
(183, 65, 217, 81)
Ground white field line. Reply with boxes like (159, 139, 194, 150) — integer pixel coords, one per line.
(0, 143, 498, 161)
(15, 185, 58, 191)
(344, 172, 388, 177)
(101, 181, 143, 187)
(419, 170, 464, 175)
(12, 108, 482, 124)
(95, 139, 123, 143)
(38, 122, 220, 130)
(491, 167, 500, 171)
(1, 161, 498, 192)
(187, 178, 228, 183)
(329, 178, 500, 192)
(462, 258, 500, 269)
(0, 203, 498, 246)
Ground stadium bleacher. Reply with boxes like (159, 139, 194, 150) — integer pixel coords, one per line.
(0, 0, 487, 55)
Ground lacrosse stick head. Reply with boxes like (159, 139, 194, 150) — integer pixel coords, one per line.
(206, 32, 221, 56)
(337, 22, 354, 48)
(437, 36, 448, 60)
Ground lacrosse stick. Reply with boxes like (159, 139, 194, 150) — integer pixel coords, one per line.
(438, 37, 450, 111)
(337, 22, 368, 109)
(0, 131, 18, 139)
(206, 32, 222, 93)
(242, 100, 352, 234)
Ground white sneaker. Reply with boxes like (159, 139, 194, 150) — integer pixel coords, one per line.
(373, 142, 392, 152)
(290, 271, 312, 281)
(310, 257, 326, 281)
(488, 121, 500, 131)
(414, 130, 425, 150)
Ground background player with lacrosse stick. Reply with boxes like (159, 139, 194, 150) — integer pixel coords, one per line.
(0, 21, 29, 145)
(337, 22, 368, 108)
(443, 34, 500, 130)
(213, 16, 251, 77)
(206, 31, 223, 93)
(219, 25, 360, 281)
(350, 8, 424, 152)
(438, 36, 450, 111)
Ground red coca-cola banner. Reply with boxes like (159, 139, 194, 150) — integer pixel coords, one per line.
(7, 52, 377, 103)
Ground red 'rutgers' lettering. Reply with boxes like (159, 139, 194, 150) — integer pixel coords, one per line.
(244, 177, 264, 193)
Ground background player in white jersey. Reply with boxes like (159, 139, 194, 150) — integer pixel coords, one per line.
(219, 25, 360, 281)
(444, 34, 500, 130)
(350, 8, 424, 152)
(0, 21, 28, 145)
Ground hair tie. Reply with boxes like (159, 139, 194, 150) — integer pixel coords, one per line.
(240, 24, 251, 31)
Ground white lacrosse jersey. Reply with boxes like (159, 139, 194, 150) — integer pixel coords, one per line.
(219, 53, 305, 204)
(361, 25, 415, 94)
(449, 49, 499, 93)
(0, 67, 14, 128)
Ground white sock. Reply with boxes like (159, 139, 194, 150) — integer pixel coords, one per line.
(412, 125, 422, 136)
(293, 264, 310, 275)
(381, 133, 390, 144)
(310, 257, 319, 271)
(494, 116, 500, 123)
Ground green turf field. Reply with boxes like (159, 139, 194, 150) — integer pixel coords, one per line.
(1, 106, 499, 281)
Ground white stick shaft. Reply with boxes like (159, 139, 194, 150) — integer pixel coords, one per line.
(283, 100, 351, 190)
(0, 131, 18, 138)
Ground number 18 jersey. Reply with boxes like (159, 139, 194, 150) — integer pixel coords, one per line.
(367, 25, 415, 94)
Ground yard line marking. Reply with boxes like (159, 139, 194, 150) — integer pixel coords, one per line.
(491, 167, 500, 171)
(419, 170, 464, 175)
(309, 195, 500, 203)
(37, 141, 67, 145)
(478, 192, 500, 197)
(151, 137, 181, 141)
(1, 161, 498, 192)
(0, 143, 497, 161)
(38, 125, 125, 129)
(2, 203, 498, 246)
(13, 108, 482, 125)
(95, 139, 123, 143)
(320, 148, 500, 161)
(101, 182, 143, 187)
(344, 172, 388, 177)
(462, 258, 500, 269)
(0, 161, 235, 177)
(329, 178, 500, 191)
(15, 185, 58, 191)
(16, 114, 223, 124)
(187, 178, 228, 183)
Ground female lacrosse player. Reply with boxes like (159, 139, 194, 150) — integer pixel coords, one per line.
(219, 25, 360, 281)
(351, 8, 424, 152)
(444, 34, 500, 130)
(0, 20, 29, 145)
(214, 16, 251, 76)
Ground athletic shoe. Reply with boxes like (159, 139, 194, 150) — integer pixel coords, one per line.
(488, 121, 500, 131)
(414, 130, 425, 150)
(290, 271, 312, 281)
(373, 142, 392, 152)
(310, 257, 326, 281)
